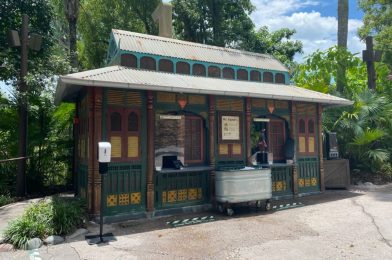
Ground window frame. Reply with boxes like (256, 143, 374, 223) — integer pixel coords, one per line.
(184, 115, 205, 164)
(108, 107, 141, 161)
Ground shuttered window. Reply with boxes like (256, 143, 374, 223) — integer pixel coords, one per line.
(275, 73, 285, 84)
(263, 72, 273, 82)
(185, 116, 204, 163)
(140, 56, 156, 70)
(268, 120, 285, 161)
(108, 108, 141, 161)
(298, 117, 316, 155)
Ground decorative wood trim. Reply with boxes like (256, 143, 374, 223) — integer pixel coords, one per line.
(245, 97, 252, 166)
(209, 95, 216, 201)
(290, 101, 298, 195)
(318, 104, 325, 191)
(147, 90, 155, 211)
(87, 88, 95, 215)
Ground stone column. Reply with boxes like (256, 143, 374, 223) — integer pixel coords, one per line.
(318, 104, 325, 192)
(147, 91, 155, 211)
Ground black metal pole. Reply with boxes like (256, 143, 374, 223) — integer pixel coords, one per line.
(99, 173, 104, 242)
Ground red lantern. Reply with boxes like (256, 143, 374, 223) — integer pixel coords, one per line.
(178, 96, 187, 109)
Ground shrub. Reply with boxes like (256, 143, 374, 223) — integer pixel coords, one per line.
(0, 194, 14, 207)
(3, 196, 86, 249)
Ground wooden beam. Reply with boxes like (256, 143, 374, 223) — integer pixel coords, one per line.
(290, 101, 298, 195)
(318, 104, 325, 192)
(209, 95, 216, 201)
(146, 90, 155, 212)
(245, 97, 252, 166)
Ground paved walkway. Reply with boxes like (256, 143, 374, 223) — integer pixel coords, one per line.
(1, 184, 391, 259)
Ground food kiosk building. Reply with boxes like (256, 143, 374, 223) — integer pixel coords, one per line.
(55, 18, 352, 219)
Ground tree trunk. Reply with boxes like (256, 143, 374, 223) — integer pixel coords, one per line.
(337, 0, 348, 92)
(64, 0, 79, 69)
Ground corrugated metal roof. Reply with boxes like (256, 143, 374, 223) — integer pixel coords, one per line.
(56, 66, 352, 107)
(112, 29, 288, 72)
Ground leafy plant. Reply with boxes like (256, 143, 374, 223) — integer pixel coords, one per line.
(3, 197, 86, 249)
(0, 194, 14, 207)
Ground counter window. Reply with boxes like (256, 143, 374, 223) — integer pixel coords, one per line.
(155, 114, 205, 169)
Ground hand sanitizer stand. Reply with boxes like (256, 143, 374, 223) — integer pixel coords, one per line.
(86, 142, 117, 245)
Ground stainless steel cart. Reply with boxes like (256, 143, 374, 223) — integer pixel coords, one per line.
(215, 167, 272, 216)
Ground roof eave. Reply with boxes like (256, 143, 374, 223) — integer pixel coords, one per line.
(56, 76, 353, 107)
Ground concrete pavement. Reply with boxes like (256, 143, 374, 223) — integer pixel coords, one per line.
(1, 184, 391, 259)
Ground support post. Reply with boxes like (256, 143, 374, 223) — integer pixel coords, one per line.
(147, 91, 155, 212)
(16, 14, 29, 197)
(245, 97, 252, 166)
(318, 104, 325, 192)
(209, 95, 216, 201)
(290, 101, 298, 195)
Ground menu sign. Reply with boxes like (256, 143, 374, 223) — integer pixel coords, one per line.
(221, 116, 240, 140)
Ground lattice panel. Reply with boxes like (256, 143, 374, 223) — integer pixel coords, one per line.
(107, 195, 117, 207)
(157, 92, 176, 103)
(219, 144, 229, 155)
(130, 192, 141, 204)
(197, 188, 203, 199)
(177, 189, 187, 201)
(162, 192, 167, 203)
(111, 136, 122, 157)
(188, 188, 197, 200)
(167, 190, 177, 202)
(188, 95, 206, 105)
(126, 91, 142, 106)
(118, 193, 130, 206)
(252, 99, 265, 108)
(128, 136, 139, 157)
(108, 90, 124, 105)
(217, 98, 243, 111)
(275, 101, 288, 109)
(232, 143, 242, 155)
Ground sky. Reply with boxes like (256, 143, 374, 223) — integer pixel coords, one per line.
(1, 0, 365, 95)
(250, 0, 365, 61)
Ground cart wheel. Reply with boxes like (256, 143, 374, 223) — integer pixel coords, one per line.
(217, 204, 224, 213)
(265, 200, 271, 211)
(226, 208, 234, 216)
(256, 200, 262, 208)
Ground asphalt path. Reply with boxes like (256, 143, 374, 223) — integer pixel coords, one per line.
(1, 184, 391, 259)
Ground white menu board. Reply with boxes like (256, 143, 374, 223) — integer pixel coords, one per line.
(221, 116, 240, 140)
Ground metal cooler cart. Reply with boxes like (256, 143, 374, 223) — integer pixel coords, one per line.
(215, 167, 272, 216)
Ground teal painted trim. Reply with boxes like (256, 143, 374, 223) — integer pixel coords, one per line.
(140, 91, 148, 210)
(118, 50, 290, 84)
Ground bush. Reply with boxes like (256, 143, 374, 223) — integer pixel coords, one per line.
(0, 194, 14, 207)
(3, 196, 86, 249)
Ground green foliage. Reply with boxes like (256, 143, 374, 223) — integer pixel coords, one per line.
(242, 26, 303, 68)
(172, 0, 255, 48)
(77, 0, 159, 69)
(295, 47, 392, 174)
(0, 194, 14, 207)
(359, 0, 392, 67)
(3, 197, 86, 249)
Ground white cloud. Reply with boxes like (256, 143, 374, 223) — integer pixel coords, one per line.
(250, 0, 365, 62)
